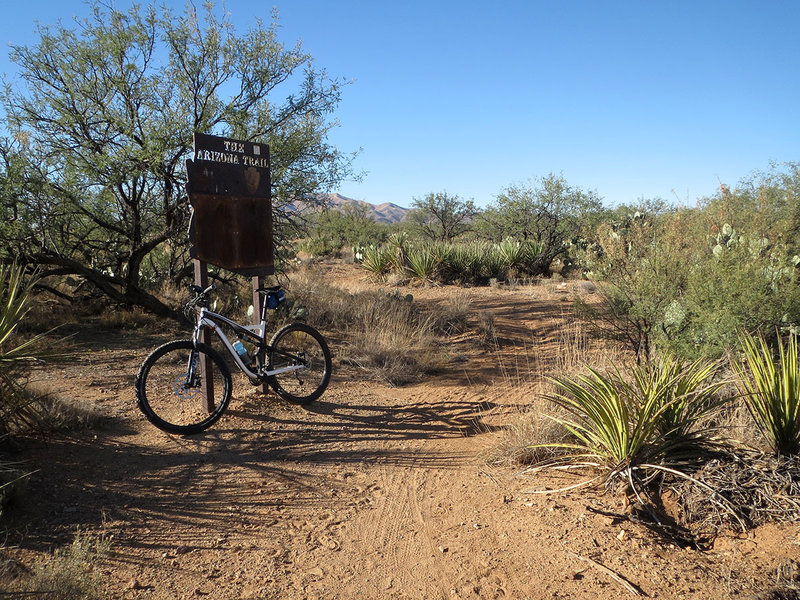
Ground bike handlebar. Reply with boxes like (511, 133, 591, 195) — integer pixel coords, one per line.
(189, 284, 215, 296)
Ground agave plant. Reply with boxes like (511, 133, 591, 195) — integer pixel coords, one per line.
(735, 331, 800, 456)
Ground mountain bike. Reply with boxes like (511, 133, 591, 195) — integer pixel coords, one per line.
(135, 284, 332, 434)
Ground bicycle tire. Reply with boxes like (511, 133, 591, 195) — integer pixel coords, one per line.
(266, 323, 332, 404)
(136, 340, 232, 434)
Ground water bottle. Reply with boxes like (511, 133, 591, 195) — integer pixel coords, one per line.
(232, 340, 252, 366)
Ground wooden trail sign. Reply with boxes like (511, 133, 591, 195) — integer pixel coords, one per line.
(186, 132, 274, 276)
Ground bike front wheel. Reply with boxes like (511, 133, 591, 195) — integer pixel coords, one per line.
(136, 340, 232, 434)
(266, 323, 332, 404)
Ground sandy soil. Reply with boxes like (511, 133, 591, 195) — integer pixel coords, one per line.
(2, 264, 799, 599)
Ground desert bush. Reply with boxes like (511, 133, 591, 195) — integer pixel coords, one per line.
(579, 197, 800, 361)
(734, 331, 800, 456)
(576, 210, 692, 362)
(300, 204, 390, 259)
(478, 173, 605, 275)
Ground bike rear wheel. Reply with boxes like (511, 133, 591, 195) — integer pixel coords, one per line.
(266, 323, 332, 404)
(136, 340, 232, 434)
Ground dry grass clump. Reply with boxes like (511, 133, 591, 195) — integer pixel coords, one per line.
(3, 531, 110, 600)
(484, 395, 569, 466)
(286, 268, 471, 385)
(23, 383, 108, 433)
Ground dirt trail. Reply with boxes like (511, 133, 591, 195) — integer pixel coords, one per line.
(4, 274, 799, 599)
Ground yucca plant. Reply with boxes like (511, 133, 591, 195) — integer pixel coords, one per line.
(636, 353, 727, 442)
(0, 263, 50, 433)
(359, 246, 394, 281)
(735, 331, 800, 456)
(0, 263, 51, 501)
(483, 244, 510, 280)
(540, 353, 727, 490)
(446, 244, 484, 284)
(405, 246, 440, 282)
(544, 365, 669, 483)
(495, 238, 526, 271)
(520, 240, 545, 274)
(386, 232, 409, 273)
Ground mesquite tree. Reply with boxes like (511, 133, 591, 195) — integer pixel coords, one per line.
(479, 174, 604, 274)
(0, 2, 354, 315)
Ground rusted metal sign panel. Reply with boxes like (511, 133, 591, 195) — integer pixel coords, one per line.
(186, 133, 274, 276)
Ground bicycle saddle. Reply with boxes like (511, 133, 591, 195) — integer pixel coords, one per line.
(256, 285, 282, 294)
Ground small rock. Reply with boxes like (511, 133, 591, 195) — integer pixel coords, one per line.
(438, 546, 449, 553)
(307, 567, 324, 579)
(176, 545, 191, 555)
(127, 578, 142, 590)
(617, 529, 627, 541)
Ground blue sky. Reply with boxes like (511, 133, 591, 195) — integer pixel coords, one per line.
(1, 1, 798, 208)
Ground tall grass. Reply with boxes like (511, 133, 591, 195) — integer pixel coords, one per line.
(735, 331, 800, 456)
(286, 269, 471, 384)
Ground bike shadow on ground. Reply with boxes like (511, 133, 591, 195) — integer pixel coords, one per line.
(8, 386, 522, 555)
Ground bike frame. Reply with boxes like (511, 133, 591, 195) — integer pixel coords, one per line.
(193, 306, 306, 379)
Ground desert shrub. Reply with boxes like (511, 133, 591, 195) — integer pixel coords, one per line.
(297, 233, 342, 259)
(478, 173, 605, 275)
(579, 200, 800, 361)
(576, 210, 692, 362)
(677, 226, 800, 357)
(734, 331, 800, 456)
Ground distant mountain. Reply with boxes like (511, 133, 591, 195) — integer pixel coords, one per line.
(295, 193, 409, 224)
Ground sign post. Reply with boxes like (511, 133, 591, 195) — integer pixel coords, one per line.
(186, 133, 275, 407)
